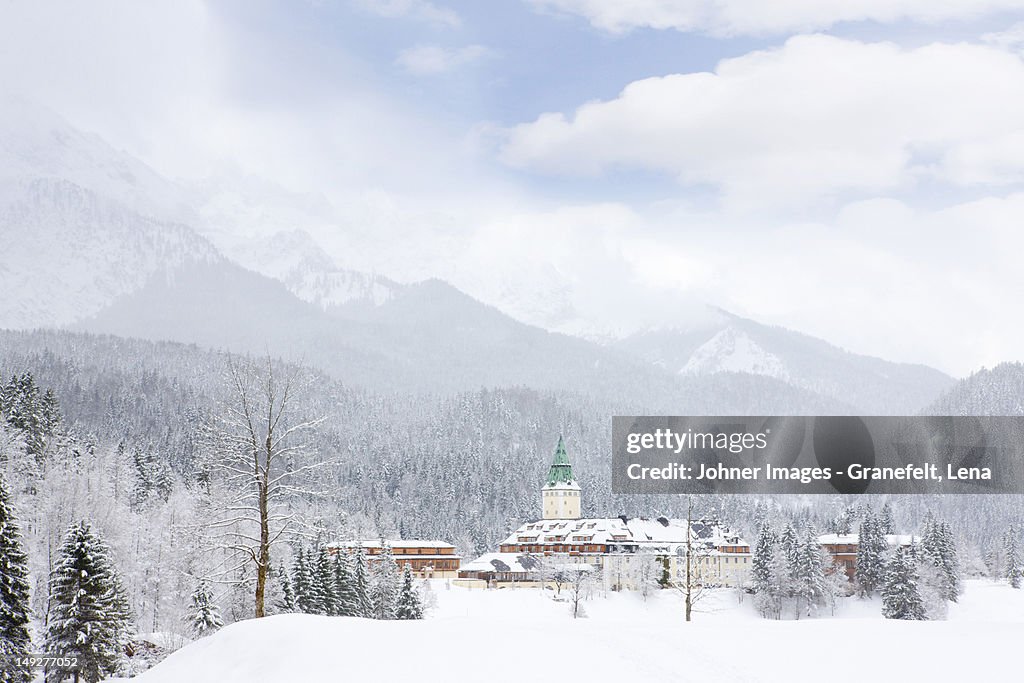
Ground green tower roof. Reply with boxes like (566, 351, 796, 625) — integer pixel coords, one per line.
(545, 435, 576, 487)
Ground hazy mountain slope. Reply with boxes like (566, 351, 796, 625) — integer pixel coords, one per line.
(0, 97, 193, 223)
(71, 268, 848, 412)
(0, 178, 219, 328)
(925, 363, 1024, 415)
(618, 311, 953, 414)
(213, 227, 402, 311)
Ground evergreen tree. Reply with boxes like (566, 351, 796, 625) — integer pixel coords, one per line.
(189, 581, 224, 637)
(276, 562, 297, 612)
(292, 547, 314, 614)
(779, 523, 800, 603)
(752, 523, 781, 619)
(370, 544, 400, 620)
(1003, 526, 1021, 589)
(0, 474, 33, 683)
(314, 548, 337, 616)
(351, 548, 372, 618)
(752, 522, 776, 593)
(334, 552, 356, 617)
(44, 521, 133, 683)
(855, 511, 886, 597)
(395, 566, 424, 620)
(882, 547, 927, 620)
(920, 517, 961, 603)
(879, 502, 895, 535)
(795, 523, 827, 619)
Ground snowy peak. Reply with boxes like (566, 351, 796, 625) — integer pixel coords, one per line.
(0, 97, 193, 224)
(681, 327, 789, 380)
(211, 228, 402, 310)
(617, 314, 954, 414)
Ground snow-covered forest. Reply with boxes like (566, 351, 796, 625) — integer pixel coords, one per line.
(1, 324, 1023, 680)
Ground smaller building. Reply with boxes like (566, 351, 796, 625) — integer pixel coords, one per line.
(818, 533, 919, 580)
(327, 540, 461, 579)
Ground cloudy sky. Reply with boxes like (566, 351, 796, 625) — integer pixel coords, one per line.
(2, 0, 1024, 375)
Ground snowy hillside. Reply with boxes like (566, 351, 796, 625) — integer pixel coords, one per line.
(0, 97, 193, 224)
(115, 580, 1024, 683)
(212, 228, 401, 310)
(619, 312, 953, 414)
(682, 327, 790, 380)
(0, 178, 219, 328)
(926, 363, 1024, 415)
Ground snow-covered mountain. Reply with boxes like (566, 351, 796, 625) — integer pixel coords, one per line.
(208, 227, 401, 310)
(617, 310, 954, 414)
(0, 98, 955, 411)
(0, 177, 219, 328)
(0, 98, 398, 317)
(681, 326, 790, 380)
(0, 96, 194, 224)
(926, 363, 1024, 415)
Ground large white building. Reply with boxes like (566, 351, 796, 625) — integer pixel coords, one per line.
(458, 438, 752, 589)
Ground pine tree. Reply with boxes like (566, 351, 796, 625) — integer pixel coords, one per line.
(351, 548, 372, 618)
(276, 562, 297, 612)
(879, 502, 895, 535)
(921, 515, 961, 602)
(314, 548, 337, 616)
(189, 581, 224, 637)
(334, 552, 356, 617)
(44, 521, 133, 683)
(370, 544, 400, 620)
(779, 523, 800, 605)
(882, 547, 927, 620)
(292, 547, 314, 614)
(0, 473, 33, 683)
(752, 522, 776, 592)
(752, 522, 781, 619)
(795, 523, 827, 619)
(855, 511, 886, 597)
(1003, 526, 1021, 589)
(395, 566, 424, 620)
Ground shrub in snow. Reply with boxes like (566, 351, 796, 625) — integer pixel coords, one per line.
(189, 581, 224, 637)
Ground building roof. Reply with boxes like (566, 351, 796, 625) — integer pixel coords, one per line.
(501, 517, 749, 555)
(817, 533, 920, 546)
(460, 552, 548, 574)
(544, 435, 577, 488)
(326, 539, 456, 550)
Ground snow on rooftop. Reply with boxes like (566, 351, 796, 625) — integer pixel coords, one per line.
(326, 539, 455, 550)
(817, 534, 920, 546)
(501, 517, 749, 549)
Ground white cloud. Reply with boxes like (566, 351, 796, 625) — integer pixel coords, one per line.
(501, 35, 1024, 209)
(529, 0, 1024, 36)
(395, 44, 491, 75)
(982, 20, 1024, 51)
(354, 0, 460, 27)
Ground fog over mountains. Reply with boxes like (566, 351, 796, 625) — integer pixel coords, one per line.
(0, 98, 968, 414)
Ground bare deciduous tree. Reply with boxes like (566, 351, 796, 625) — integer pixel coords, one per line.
(674, 496, 711, 622)
(204, 355, 323, 618)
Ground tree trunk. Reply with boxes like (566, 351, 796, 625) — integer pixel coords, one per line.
(685, 496, 692, 622)
(255, 474, 270, 618)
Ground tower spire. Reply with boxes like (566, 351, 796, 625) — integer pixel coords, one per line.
(542, 435, 581, 520)
(546, 434, 575, 486)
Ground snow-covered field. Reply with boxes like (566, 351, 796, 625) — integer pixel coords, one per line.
(115, 579, 1024, 683)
